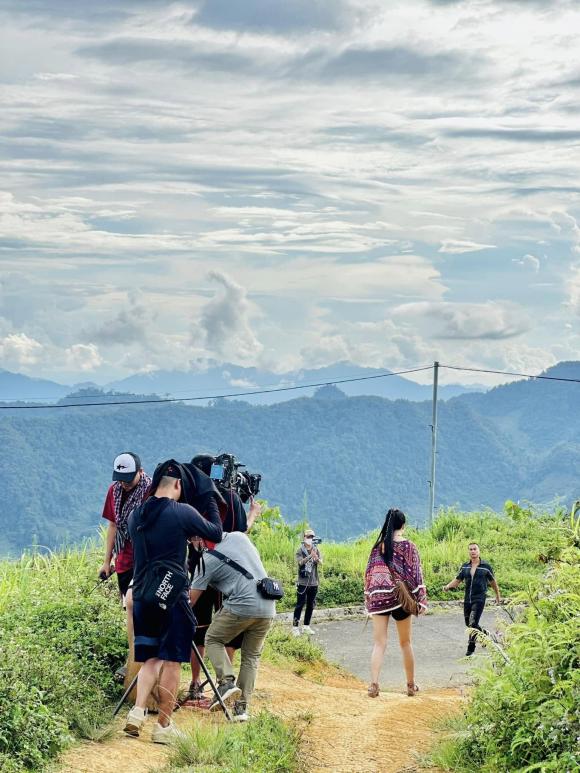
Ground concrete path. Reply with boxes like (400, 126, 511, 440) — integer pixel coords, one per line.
(311, 607, 506, 689)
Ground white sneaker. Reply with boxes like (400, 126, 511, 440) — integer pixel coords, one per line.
(292, 626, 301, 637)
(303, 625, 315, 635)
(123, 706, 147, 737)
(151, 720, 183, 745)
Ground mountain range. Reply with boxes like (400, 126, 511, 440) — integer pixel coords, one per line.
(0, 362, 485, 405)
(0, 360, 578, 556)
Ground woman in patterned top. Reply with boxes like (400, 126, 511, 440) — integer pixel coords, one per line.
(364, 508, 427, 698)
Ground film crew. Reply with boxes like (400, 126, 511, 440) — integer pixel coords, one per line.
(443, 542, 501, 656)
(123, 461, 222, 743)
(99, 452, 151, 678)
(183, 454, 262, 703)
(189, 531, 277, 722)
(292, 528, 322, 637)
(364, 508, 427, 699)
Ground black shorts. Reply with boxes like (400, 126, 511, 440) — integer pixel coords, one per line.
(377, 607, 410, 621)
(117, 568, 134, 597)
(133, 597, 195, 663)
(192, 587, 220, 646)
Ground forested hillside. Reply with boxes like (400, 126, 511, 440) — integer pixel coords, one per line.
(2, 362, 580, 555)
(0, 390, 519, 554)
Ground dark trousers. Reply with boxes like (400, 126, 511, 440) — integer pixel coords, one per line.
(464, 599, 487, 652)
(293, 584, 318, 626)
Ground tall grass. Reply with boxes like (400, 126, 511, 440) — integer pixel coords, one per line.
(253, 502, 572, 610)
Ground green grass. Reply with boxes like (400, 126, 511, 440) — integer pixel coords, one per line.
(427, 509, 580, 772)
(253, 501, 572, 610)
(0, 501, 574, 771)
(157, 711, 303, 773)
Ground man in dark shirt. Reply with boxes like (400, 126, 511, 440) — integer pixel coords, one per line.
(443, 542, 501, 656)
(123, 462, 222, 744)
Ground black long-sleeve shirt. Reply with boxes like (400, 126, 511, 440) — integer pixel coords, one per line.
(128, 496, 223, 592)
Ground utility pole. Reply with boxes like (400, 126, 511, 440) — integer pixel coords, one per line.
(428, 361, 439, 526)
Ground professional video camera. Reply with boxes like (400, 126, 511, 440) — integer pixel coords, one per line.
(312, 537, 322, 545)
(209, 453, 262, 504)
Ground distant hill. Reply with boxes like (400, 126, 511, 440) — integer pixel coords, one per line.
(0, 369, 70, 402)
(2, 360, 579, 556)
(108, 361, 484, 403)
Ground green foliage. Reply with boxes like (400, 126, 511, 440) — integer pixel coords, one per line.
(161, 711, 303, 773)
(262, 624, 326, 666)
(429, 516, 580, 772)
(254, 504, 571, 610)
(0, 545, 126, 771)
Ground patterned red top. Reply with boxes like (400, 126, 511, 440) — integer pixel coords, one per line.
(364, 539, 427, 615)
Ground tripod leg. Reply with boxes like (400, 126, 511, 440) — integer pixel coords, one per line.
(113, 672, 139, 717)
(191, 641, 232, 721)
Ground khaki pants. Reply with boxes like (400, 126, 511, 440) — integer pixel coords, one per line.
(205, 607, 272, 706)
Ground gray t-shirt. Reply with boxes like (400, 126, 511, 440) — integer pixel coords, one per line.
(191, 532, 276, 619)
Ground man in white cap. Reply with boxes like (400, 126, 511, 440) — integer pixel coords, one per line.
(99, 452, 151, 671)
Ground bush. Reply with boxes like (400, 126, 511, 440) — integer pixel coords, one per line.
(430, 522, 579, 772)
(0, 547, 126, 771)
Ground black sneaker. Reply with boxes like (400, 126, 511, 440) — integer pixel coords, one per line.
(465, 649, 475, 657)
(209, 681, 242, 712)
(232, 700, 249, 722)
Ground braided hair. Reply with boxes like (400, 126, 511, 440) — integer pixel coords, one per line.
(372, 508, 406, 567)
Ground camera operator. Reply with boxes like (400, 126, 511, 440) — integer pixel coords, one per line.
(293, 528, 322, 637)
(183, 454, 262, 703)
(123, 461, 222, 744)
(189, 531, 276, 722)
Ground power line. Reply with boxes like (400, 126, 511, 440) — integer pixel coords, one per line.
(0, 366, 434, 410)
(441, 364, 580, 385)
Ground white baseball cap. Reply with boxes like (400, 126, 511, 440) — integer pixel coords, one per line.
(112, 452, 141, 483)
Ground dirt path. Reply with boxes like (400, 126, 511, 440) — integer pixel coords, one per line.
(59, 661, 461, 773)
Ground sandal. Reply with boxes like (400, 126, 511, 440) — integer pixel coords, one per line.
(406, 682, 419, 697)
(367, 682, 380, 698)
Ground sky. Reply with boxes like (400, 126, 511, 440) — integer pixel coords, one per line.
(1, 0, 580, 387)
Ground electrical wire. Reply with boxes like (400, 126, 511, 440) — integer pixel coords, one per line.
(0, 366, 434, 410)
(441, 363, 580, 384)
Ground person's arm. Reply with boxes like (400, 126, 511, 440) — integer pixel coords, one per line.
(180, 498, 223, 543)
(245, 498, 261, 532)
(99, 488, 116, 578)
(99, 521, 116, 578)
(189, 588, 204, 605)
(443, 578, 463, 591)
(489, 573, 501, 603)
(296, 548, 311, 566)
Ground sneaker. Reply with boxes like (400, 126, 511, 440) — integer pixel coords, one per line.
(292, 626, 301, 637)
(465, 649, 475, 657)
(123, 706, 147, 737)
(303, 625, 314, 635)
(232, 700, 249, 722)
(151, 720, 183, 745)
(208, 681, 242, 712)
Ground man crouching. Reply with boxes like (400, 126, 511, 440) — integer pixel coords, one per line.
(123, 461, 222, 743)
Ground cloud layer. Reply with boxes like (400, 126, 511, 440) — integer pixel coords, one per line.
(1, 0, 580, 384)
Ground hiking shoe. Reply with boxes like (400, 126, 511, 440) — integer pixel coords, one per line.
(151, 720, 183, 745)
(123, 706, 147, 737)
(232, 700, 249, 722)
(465, 649, 474, 657)
(208, 681, 242, 712)
(406, 683, 419, 697)
(303, 625, 314, 635)
(292, 626, 301, 637)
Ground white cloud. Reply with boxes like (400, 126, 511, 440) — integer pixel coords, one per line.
(64, 343, 103, 372)
(198, 272, 263, 363)
(512, 253, 540, 272)
(0, 333, 43, 367)
(438, 240, 496, 254)
(393, 301, 531, 340)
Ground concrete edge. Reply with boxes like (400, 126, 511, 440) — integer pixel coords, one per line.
(275, 599, 485, 624)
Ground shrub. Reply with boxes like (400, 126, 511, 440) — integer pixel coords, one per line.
(430, 528, 579, 772)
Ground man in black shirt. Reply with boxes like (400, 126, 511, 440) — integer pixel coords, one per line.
(443, 542, 501, 656)
(123, 462, 222, 744)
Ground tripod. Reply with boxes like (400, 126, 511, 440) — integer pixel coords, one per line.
(113, 639, 233, 721)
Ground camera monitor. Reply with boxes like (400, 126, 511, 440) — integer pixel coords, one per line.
(210, 463, 225, 481)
